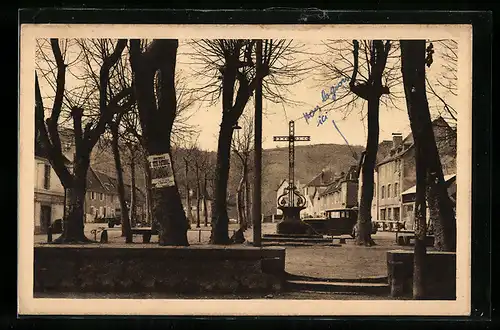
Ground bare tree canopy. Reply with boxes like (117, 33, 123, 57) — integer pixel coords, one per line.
(35, 38, 133, 243)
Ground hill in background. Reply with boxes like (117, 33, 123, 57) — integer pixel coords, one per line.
(89, 142, 366, 217)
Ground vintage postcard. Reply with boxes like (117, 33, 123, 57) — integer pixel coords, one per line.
(19, 23, 472, 316)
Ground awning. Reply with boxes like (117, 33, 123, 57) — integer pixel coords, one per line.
(401, 174, 456, 196)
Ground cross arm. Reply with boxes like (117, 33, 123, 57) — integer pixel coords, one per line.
(273, 136, 290, 141)
(294, 136, 311, 141)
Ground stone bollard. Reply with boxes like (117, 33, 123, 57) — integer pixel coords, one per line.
(100, 229, 108, 243)
(47, 225, 53, 243)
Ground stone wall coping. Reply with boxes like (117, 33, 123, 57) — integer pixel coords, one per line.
(35, 244, 285, 252)
(387, 250, 456, 255)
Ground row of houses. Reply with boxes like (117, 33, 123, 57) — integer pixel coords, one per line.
(34, 128, 215, 234)
(34, 145, 147, 234)
(277, 116, 457, 231)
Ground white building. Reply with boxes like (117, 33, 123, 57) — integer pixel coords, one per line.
(34, 154, 66, 234)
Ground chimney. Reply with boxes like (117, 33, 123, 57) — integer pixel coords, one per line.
(392, 133, 403, 149)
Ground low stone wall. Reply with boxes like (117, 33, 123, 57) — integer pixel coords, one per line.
(387, 250, 456, 299)
(34, 245, 286, 294)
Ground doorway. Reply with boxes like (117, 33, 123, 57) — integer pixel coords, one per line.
(40, 205, 52, 234)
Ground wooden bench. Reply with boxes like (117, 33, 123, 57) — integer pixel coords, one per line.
(131, 228, 157, 243)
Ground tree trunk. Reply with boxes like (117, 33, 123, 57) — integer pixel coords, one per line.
(130, 39, 189, 246)
(203, 173, 209, 227)
(54, 173, 91, 243)
(130, 150, 137, 227)
(143, 154, 154, 228)
(110, 122, 132, 243)
(245, 170, 251, 229)
(400, 39, 432, 299)
(401, 40, 456, 254)
(426, 147, 457, 252)
(413, 140, 428, 299)
(355, 97, 379, 246)
(236, 171, 245, 229)
(184, 158, 193, 228)
(195, 162, 201, 228)
(210, 122, 233, 244)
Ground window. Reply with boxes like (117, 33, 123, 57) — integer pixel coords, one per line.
(91, 192, 95, 200)
(388, 208, 392, 220)
(381, 186, 385, 199)
(330, 211, 341, 219)
(394, 183, 399, 197)
(380, 208, 386, 220)
(43, 164, 51, 189)
(387, 184, 391, 198)
(393, 207, 400, 221)
(100, 193, 104, 201)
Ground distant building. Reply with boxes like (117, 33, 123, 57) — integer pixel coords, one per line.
(401, 174, 457, 230)
(360, 116, 457, 230)
(85, 169, 147, 224)
(34, 147, 70, 234)
(319, 165, 359, 213)
(302, 169, 336, 217)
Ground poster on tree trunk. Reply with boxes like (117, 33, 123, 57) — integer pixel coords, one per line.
(148, 153, 176, 188)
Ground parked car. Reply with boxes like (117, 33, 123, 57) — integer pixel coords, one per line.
(302, 208, 378, 237)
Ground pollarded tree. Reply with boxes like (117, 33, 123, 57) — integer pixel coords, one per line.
(119, 69, 198, 231)
(189, 39, 309, 244)
(129, 39, 189, 246)
(315, 40, 395, 246)
(35, 38, 133, 243)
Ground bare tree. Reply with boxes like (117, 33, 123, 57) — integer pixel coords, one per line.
(117, 59, 198, 235)
(189, 39, 309, 244)
(401, 40, 457, 299)
(231, 112, 254, 233)
(35, 38, 132, 243)
(129, 39, 189, 246)
(315, 40, 394, 246)
(426, 40, 458, 124)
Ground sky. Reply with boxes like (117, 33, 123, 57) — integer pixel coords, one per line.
(175, 40, 456, 151)
(37, 38, 457, 152)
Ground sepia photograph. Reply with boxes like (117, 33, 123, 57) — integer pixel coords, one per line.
(18, 23, 472, 316)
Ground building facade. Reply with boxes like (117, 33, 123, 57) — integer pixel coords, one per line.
(302, 169, 336, 217)
(85, 168, 147, 224)
(318, 166, 359, 213)
(370, 117, 457, 230)
(34, 155, 66, 234)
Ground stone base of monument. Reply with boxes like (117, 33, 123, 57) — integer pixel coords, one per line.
(276, 219, 313, 235)
(34, 245, 286, 294)
(263, 227, 336, 246)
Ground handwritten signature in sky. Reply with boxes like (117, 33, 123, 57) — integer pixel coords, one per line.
(321, 77, 351, 102)
(302, 77, 351, 126)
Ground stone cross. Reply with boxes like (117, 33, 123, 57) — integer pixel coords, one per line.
(273, 120, 310, 207)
